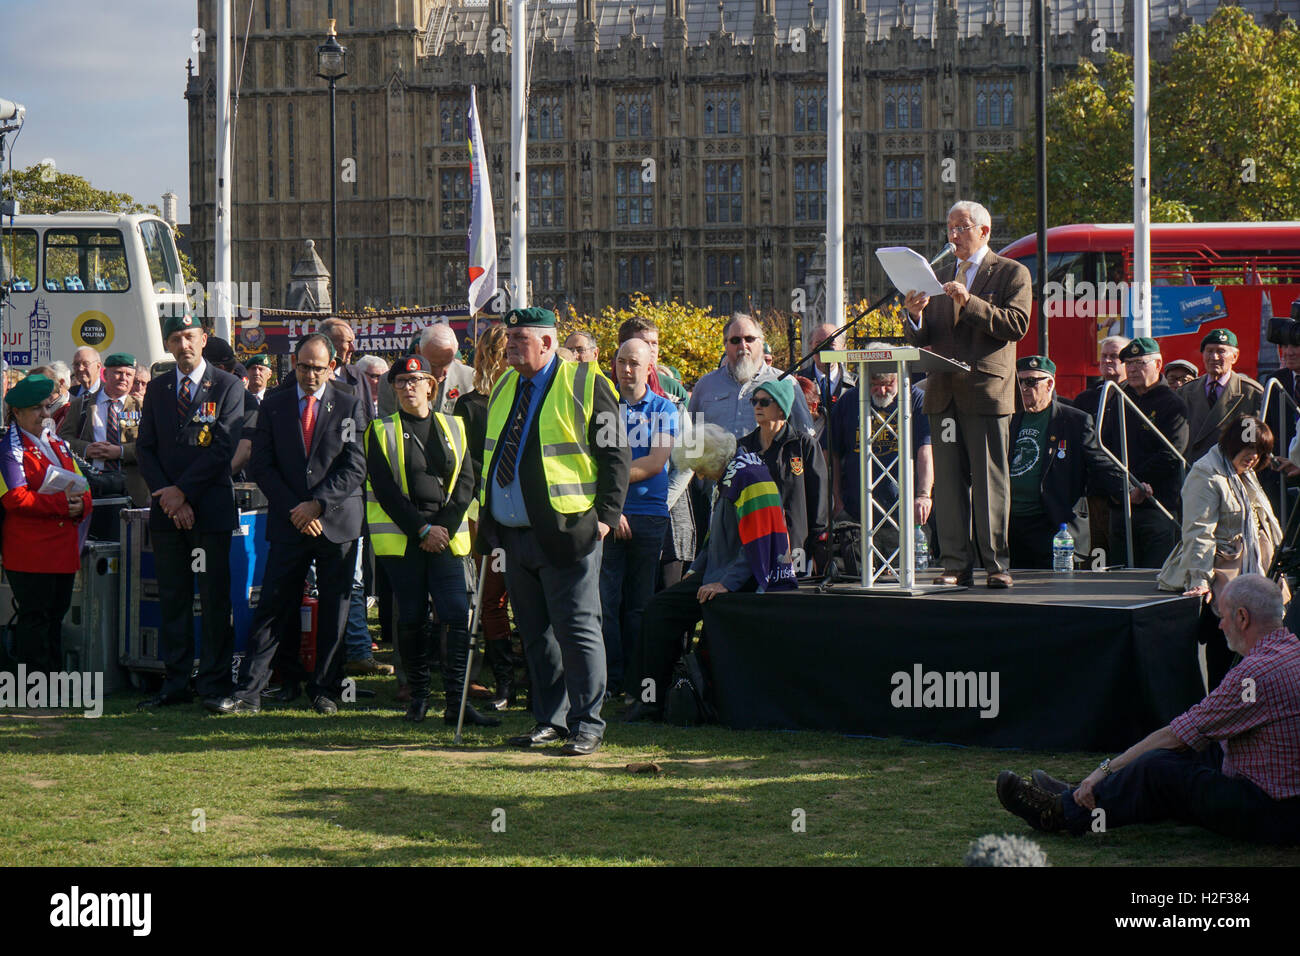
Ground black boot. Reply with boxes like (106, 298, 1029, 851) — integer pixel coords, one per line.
(441, 625, 501, 727)
(396, 621, 431, 715)
(483, 637, 515, 711)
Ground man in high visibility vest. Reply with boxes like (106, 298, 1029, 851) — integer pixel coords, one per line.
(479, 307, 630, 756)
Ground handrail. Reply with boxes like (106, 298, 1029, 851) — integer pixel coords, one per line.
(1093, 379, 1188, 568)
(1259, 376, 1300, 530)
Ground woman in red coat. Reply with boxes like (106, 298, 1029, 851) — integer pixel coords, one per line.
(1, 373, 92, 672)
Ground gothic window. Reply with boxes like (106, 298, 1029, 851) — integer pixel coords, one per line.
(615, 92, 652, 138)
(615, 164, 654, 226)
(885, 83, 922, 129)
(528, 94, 564, 140)
(440, 170, 470, 230)
(441, 96, 467, 143)
(284, 1, 291, 29)
(704, 162, 742, 224)
(885, 156, 924, 220)
(793, 160, 826, 222)
(265, 104, 275, 198)
(528, 167, 565, 228)
(976, 80, 1015, 127)
(287, 102, 296, 197)
(704, 89, 741, 136)
(349, 0, 355, 26)
(616, 255, 655, 308)
(531, 257, 568, 311)
(794, 88, 827, 132)
(705, 253, 744, 315)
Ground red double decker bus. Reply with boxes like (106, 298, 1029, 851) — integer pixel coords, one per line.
(998, 222, 1300, 400)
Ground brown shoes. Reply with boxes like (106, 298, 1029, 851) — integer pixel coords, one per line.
(933, 571, 973, 587)
(1031, 769, 1073, 796)
(996, 771, 1066, 832)
(987, 572, 1014, 589)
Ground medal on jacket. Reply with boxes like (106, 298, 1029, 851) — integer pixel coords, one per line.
(201, 401, 216, 423)
(197, 424, 212, 446)
(790, 456, 804, 476)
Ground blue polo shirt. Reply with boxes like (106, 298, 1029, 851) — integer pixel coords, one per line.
(620, 387, 678, 517)
(489, 353, 558, 527)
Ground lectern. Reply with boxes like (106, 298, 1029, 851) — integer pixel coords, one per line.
(820, 346, 969, 593)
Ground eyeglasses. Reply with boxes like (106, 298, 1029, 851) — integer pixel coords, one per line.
(1018, 376, 1052, 388)
(729, 335, 761, 345)
(948, 223, 978, 236)
(749, 397, 775, 408)
(1124, 357, 1156, 368)
(394, 377, 430, 389)
(296, 362, 331, 374)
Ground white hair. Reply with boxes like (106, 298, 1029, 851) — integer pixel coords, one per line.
(673, 421, 735, 479)
(948, 200, 992, 231)
(1220, 574, 1285, 628)
(419, 323, 459, 350)
(73, 346, 100, 365)
(1101, 335, 1131, 353)
(355, 354, 389, 375)
(48, 361, 71, 386)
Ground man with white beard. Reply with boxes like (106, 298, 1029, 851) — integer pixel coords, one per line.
(686, 313, 814, 440)
(828, 343, 934, 559)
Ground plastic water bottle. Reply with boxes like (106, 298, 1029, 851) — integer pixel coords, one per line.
(914, 525, 930, 570)
(1052, 523, 1074, 573)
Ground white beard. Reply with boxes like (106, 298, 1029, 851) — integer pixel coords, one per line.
(729, 353, 764, 383)
(870, 390, 897, 409)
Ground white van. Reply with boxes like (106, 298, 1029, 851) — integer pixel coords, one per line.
(1, 212, 188, 370)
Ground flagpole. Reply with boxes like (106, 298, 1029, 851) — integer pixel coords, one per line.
(510, 0, 528, 309)
(214, 0, 233, 340)
(825, 0, 844, 348)
(1132, 0, 1151, 338)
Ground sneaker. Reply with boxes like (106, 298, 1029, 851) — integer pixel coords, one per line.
(345, 657, 395, 677)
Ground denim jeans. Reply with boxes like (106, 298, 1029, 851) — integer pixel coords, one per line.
(344, 538, 371, 661)
(599, 513, 669, 694)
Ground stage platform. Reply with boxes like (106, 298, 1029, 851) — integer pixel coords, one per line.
(699, 570, 1207, 752)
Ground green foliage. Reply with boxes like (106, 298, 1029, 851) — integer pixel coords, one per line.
(974, 8, 1299, 237)
(1, 163, 159, 216)
(564, 295, 730, 386)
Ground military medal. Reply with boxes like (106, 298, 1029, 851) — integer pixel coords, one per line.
(201, 401, 217, 423)
(790, 456, 804, 476)
(197, 424, 212, 446)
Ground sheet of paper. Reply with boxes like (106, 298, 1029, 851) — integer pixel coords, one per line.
(37, 465, 89, 495)
(875, 246, 946, 297)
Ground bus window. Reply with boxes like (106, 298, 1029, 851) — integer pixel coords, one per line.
(43, 229, 130, 293)
(139, 219, 182, 292)
(1012, 251, 1084, 284)
(1, 229, 38, 291)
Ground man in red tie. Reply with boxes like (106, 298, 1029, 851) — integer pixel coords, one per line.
(209, 332, 367, 715)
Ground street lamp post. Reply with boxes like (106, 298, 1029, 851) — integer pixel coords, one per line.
(316, 19, 348, 306)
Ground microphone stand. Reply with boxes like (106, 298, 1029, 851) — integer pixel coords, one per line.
(780, 242, 955, 382)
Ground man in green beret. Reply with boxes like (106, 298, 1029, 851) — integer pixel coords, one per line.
(1008, 355, 1130, 568)
(59, 350, 149, 506)
(244, 353, 274, 403)
(479, 306, 630, 755)
(1098, 337, 1189, 568)
(1177, 328, 1263, 464)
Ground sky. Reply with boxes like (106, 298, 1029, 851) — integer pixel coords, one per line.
(1, 0, 195, 213)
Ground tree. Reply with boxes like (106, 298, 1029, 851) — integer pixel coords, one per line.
(974, 7, 1298, 237)
(564, 295, 729, 387)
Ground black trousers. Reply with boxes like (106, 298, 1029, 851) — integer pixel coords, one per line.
(153, 529, 234, 699)
(1109, 504, 1178, 569)
(7, 570, 74, 673)
(1008, 511, 1058, 570)
(1061, 745, 1300, 845)
(236, 534, 357, 702)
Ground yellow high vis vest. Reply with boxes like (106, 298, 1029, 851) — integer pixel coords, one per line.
(481, 359, 599, 514)
(365, 411, 471, 556)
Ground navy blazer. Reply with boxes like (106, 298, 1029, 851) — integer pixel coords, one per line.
(136, 364, 244, 532)
(1010, 398, 1127, 528)
(275, 364, 369, 429)
(250, 379, 366, 544)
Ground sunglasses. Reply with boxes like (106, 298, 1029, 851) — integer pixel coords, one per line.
(750, 397, 775, 408)
(729, 335, 761, 345)
(1018, 376, 1052, 388)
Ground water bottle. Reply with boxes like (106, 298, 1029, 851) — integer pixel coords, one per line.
(914, 525, 930, 570)
(1052, 523, 1074, 573)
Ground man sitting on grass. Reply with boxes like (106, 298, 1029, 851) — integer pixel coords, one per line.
(996, 574, 1300, 845)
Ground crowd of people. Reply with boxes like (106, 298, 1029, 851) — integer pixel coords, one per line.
(1, 198, 1297, 842)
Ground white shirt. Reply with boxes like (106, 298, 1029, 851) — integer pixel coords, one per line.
(90, 388, 128, 444)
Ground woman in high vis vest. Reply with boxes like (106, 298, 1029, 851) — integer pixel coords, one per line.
(364, 355, 497, 727)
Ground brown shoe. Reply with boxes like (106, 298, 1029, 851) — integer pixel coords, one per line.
(1031, 769, 1073, 796)
(933, 571, 973, 587)
(996, 771, 1066, 832)
(345, 657, 395, 677)
(987, 572, 1014, 589)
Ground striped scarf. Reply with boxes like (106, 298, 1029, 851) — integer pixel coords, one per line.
(718, 450, 797, 592)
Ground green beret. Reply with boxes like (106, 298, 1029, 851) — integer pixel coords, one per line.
(1200, 328, 1237, 349)
(1119, 337, 1160, 361)
(8, 373, 55, 409)
(754, 377, 795, 419)
(244, 353, 272, 369)
(1016, 355, 1056, 375)
(104, 352, 135, 368)
(504, 307, 557, 328)
(162, 313, 201, 340)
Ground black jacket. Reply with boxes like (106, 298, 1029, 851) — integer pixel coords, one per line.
(136, 364, 244, 532)
(1099, 382, 1189, 511)
(453, 389, 489, 496)
(476, 360, 630, 567)
(739, 422, 829, 563)
(1010, 398, 1127, 528)
(249, 380, 367, 544)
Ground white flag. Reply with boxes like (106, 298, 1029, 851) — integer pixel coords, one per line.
(467, 86, 497, 316)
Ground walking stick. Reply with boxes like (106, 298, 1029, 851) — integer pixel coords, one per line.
(454, 554, 490, 745)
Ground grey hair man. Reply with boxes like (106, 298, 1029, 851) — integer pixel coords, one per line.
(70, 346, 102, 399)
(998, 574, 1300, 846)
(378, 322, 474, 417)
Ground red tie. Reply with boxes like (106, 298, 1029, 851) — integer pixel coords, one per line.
(301, 395, 317, 451)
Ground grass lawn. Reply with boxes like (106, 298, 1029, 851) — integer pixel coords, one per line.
(4, 668, 1299, 867)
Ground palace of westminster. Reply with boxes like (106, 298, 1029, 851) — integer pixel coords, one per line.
(184, 0, 1290, 319)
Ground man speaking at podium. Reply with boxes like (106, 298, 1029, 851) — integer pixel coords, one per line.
(903, 200, 1031, 588)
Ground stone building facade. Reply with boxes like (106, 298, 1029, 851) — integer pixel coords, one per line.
(185, 0, 1289, 317)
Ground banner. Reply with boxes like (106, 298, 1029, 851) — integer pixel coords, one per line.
(235, 309, 472, 357)
(467, 86, 497, 316)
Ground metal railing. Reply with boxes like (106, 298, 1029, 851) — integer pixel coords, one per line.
(1093, 379, 1188, 568)
(1260, 376, 1299, 530)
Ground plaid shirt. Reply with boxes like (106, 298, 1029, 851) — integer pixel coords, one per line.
(1170, 627, 1300, 799)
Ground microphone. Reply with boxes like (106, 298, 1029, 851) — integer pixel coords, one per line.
(929, 242, 956, 267)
